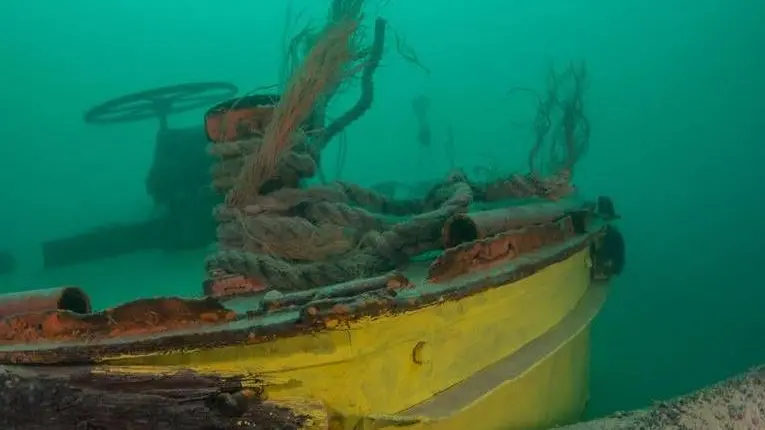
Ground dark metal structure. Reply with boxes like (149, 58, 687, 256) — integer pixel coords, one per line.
(42, 82, 238, 269)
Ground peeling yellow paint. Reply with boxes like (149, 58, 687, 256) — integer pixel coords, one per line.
(100, 248, 602, 430)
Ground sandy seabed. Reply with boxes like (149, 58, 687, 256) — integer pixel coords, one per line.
(559, 366, 765, 430)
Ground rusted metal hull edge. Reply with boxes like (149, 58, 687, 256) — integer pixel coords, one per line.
(0, 226, 606, 365)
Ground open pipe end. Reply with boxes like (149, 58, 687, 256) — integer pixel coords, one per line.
(443, 214, 480, 249)
(56, 286, 92, 314)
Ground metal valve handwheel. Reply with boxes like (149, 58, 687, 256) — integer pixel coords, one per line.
(83, 82, 238, 130)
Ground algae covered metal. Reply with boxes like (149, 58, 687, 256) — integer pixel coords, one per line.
(0, 198, 623, 429)
(0, 1, 626, 429)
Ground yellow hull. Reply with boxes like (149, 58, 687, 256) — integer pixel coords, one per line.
(99, 247, 606, 430)
(368, 282, 606, 430)
(412, 328, 593, 430)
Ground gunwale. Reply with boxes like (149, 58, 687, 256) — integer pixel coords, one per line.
(0, 218, 606, 365)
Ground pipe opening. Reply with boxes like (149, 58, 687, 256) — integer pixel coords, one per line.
(57, 287, 92, 314)
(444, 216, 479, 248)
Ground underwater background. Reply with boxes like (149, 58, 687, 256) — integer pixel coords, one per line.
(0, 0, 764, 421)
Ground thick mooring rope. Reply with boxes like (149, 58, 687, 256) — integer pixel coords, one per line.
(206, 162, 571, 292)
(207, 137, 572, 293)
(204, 12, 582, 292)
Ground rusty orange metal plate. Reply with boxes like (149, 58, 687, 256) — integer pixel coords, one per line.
(429, 216, 576, 282)
(205, 95, 279, 143)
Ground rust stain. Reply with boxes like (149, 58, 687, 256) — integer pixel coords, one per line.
(204, 94, 322, 144)
(203, 274, 268, 298)
(0, 286, 91, 319)
(0, 297, 236, 345)
(261, 273, 403, 313)
(0, 235, 599, 364)
(429, 216, 576, 283)
(206, 106, 276, 143)
(299, 288, 401, 327)
(386, 272, 413, 291)
(442, 201, 581, 248)
(0, 366, 313, 429)
(204, 94, 278, 143)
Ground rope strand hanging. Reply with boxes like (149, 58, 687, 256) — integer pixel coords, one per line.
(204, 8, 586, 294)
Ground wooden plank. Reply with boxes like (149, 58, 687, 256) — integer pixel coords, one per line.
(0, 365, 311, 429)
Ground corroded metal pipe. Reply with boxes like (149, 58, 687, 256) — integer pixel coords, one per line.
(0, 286, 91, 319)
(442, 199, 585, 248)
(431, 216, 577, 282)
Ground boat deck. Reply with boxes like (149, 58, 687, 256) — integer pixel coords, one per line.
(0, 226, 600, 364)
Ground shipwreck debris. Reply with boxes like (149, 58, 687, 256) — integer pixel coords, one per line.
(204, 273, 268, 298)
(0, 296, 235, 345)
(429, 215, 577, 282)
(0, 286, 91, 319)
(442, 200, 584, 248)
(0, 366, 311, 430)
(196, 3, 593, 301)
